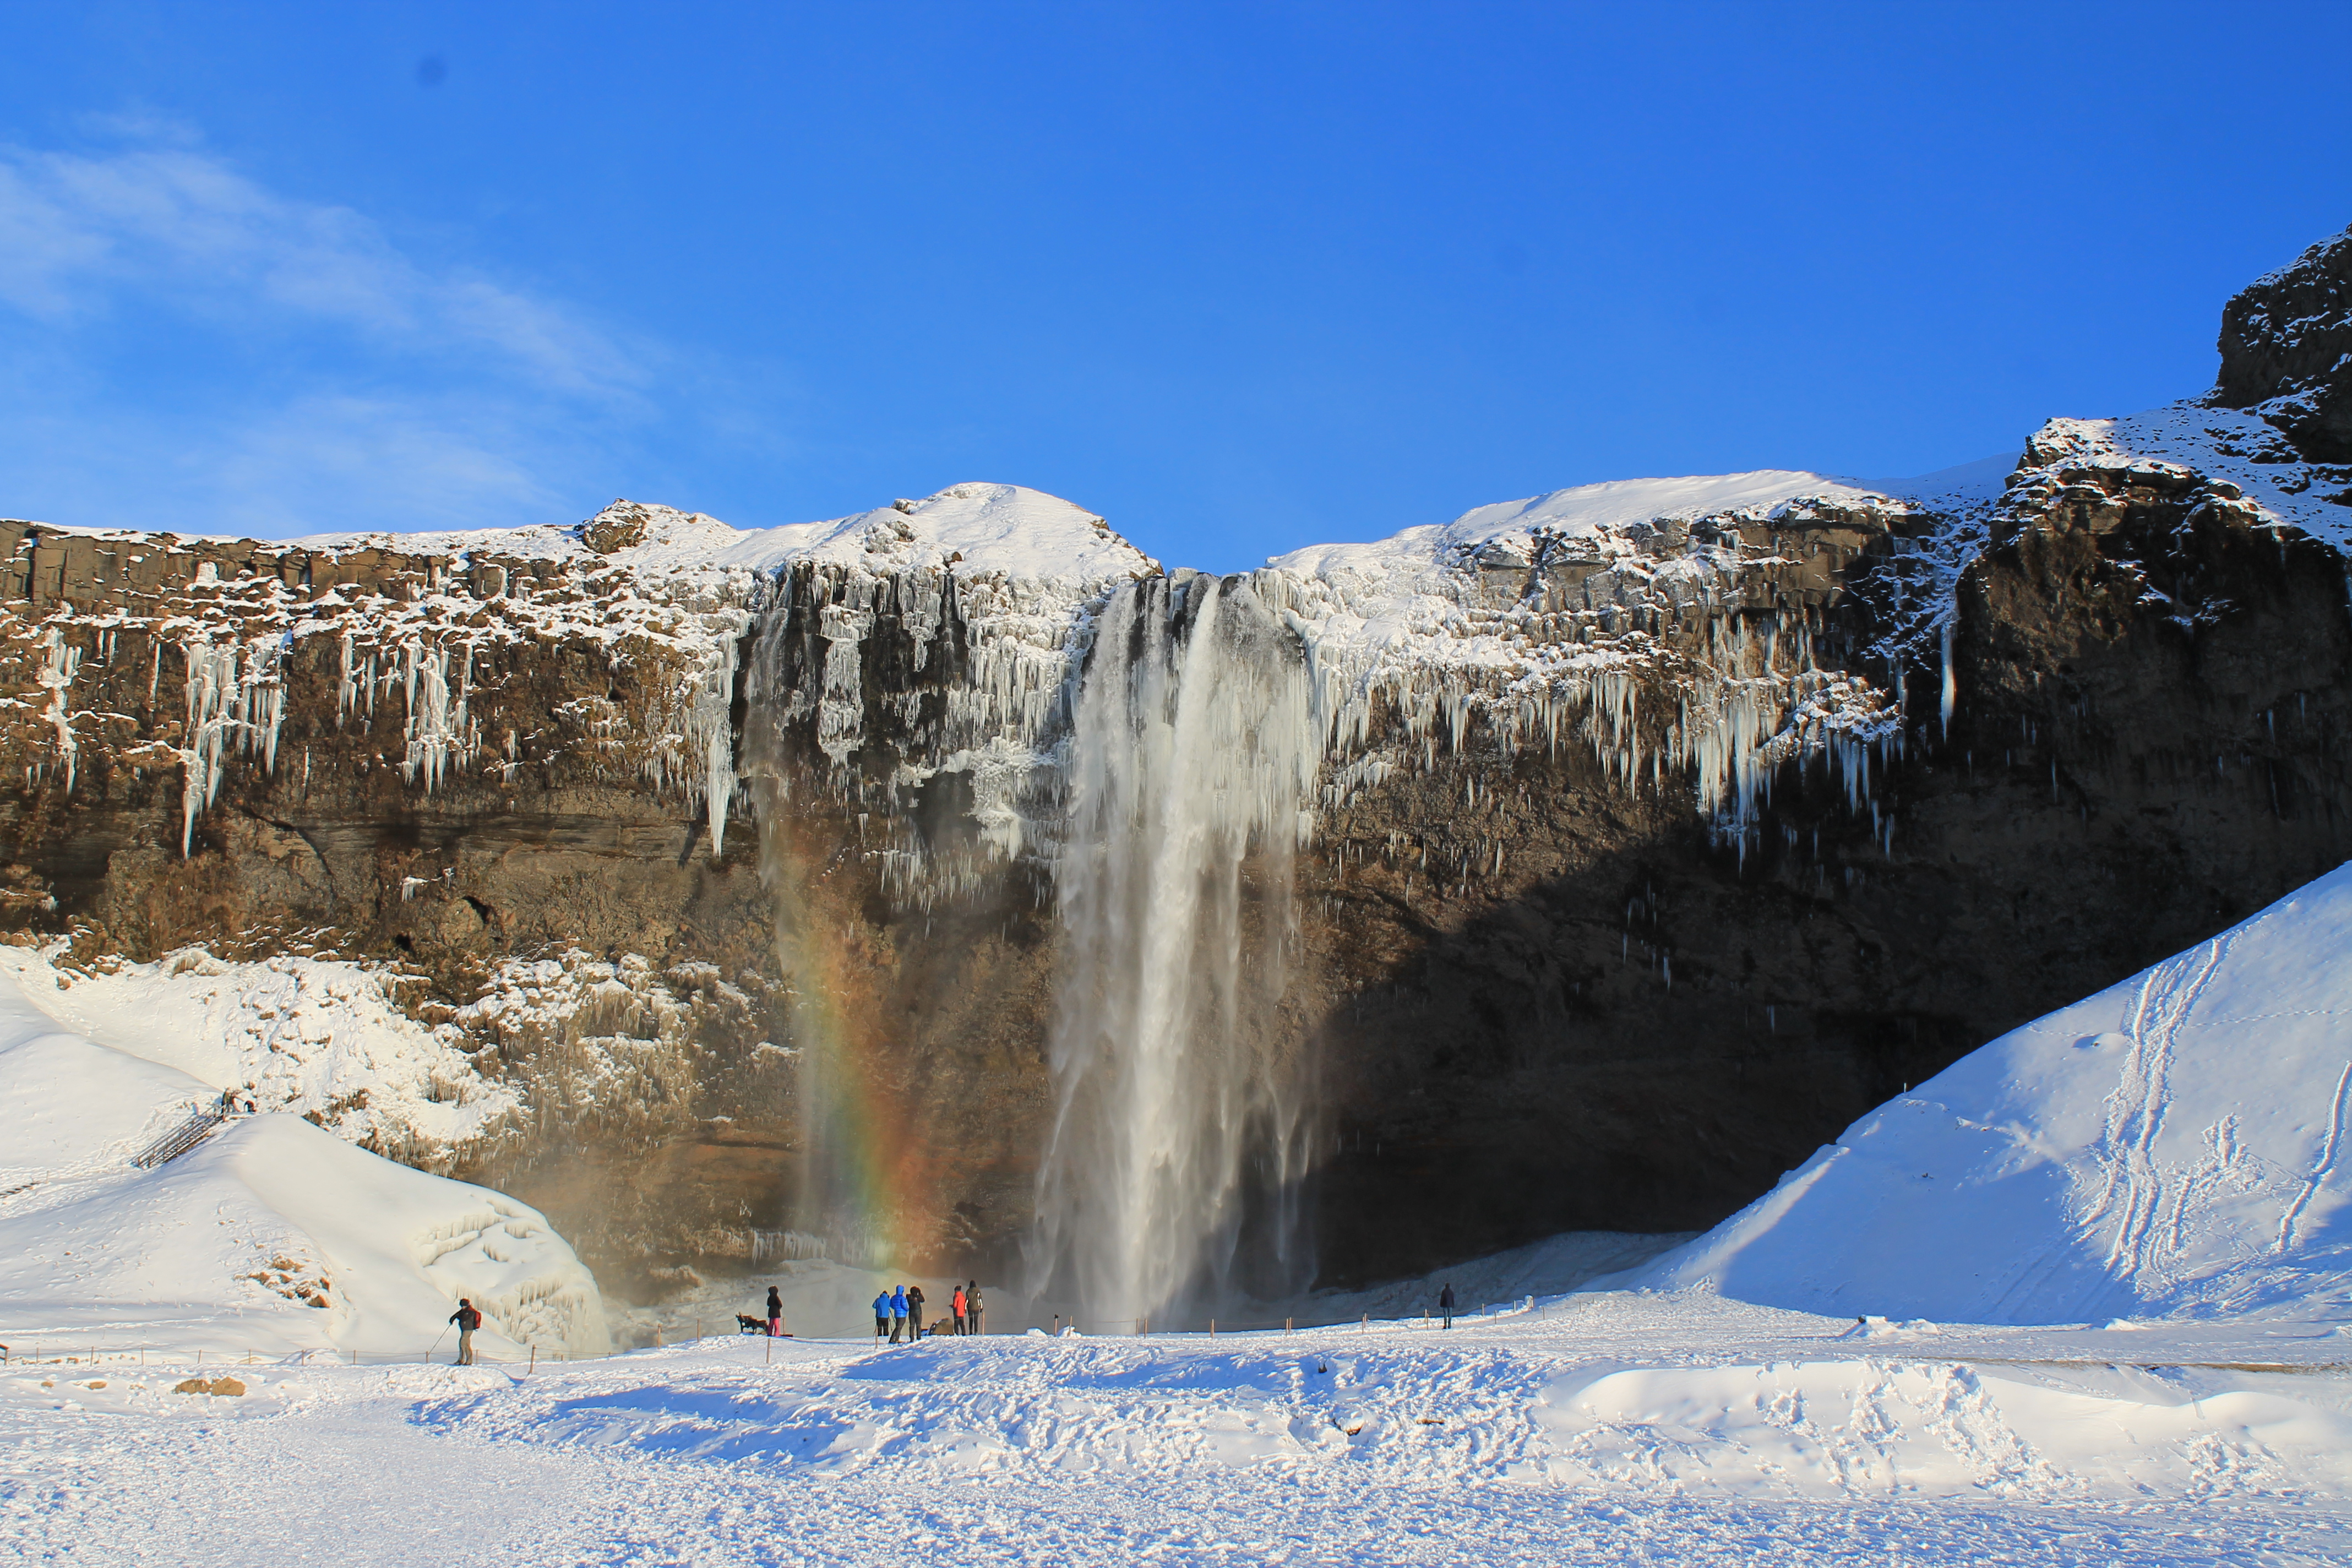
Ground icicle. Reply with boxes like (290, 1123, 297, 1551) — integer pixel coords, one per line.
(35, 627, 81, 792)
(1939, 620, 1956, 739)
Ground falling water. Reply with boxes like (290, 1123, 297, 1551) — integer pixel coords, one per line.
(1027, 571, 1321, 1322)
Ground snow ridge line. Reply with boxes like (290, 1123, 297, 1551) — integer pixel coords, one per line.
(2275, 1057, 2352, 1255)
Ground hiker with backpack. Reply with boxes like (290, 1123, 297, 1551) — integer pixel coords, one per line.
(889, 1284, 910, 1343)
(966, 1281, 983, 1335)
(872, 1288, 892, 1342)
(449, 1298, 482, 1364)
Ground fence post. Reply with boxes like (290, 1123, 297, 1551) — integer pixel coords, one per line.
(1210, 1320, 1216, 1337)
(528, 1344, 536, 1374)
(1286, 1317, 1293, 1333)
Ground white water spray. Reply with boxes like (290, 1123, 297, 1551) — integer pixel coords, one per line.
(1028, 573, 1320, 1322)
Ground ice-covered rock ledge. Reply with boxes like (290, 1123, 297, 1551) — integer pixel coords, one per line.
(0, 483, 1155, 881)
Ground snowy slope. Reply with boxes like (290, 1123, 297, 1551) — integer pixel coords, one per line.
(1637, 861, 2352, 1325)
(0, 944, 516, 1170)
(0, 964, 608, 1359)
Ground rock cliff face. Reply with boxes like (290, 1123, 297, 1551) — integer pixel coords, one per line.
(3, 231, 2349, 1303)
(2211, 225, 2352, 464)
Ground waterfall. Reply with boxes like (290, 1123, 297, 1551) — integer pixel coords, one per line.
(1027, 571, 1320, 1322)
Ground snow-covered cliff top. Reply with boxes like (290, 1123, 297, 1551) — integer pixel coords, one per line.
(1269, 470, 1894, 584)
(276, 481, 1159, 584)
(2019, 404, 2352, 551)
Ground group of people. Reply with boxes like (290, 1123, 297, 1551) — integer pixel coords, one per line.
(872, 1280, 983, 1342)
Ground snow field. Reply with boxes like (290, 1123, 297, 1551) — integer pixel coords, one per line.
(8, 1303, 2352, 1566)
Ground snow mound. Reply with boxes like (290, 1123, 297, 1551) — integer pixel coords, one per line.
(433, 1324, 2352, 1505)
(0, 965, 607, 1359)
(701, 482, 1157, 582)
(1637, 861, 2352, 1325)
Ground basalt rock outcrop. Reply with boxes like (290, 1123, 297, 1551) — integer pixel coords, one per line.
(2, 231, 2349, 1302)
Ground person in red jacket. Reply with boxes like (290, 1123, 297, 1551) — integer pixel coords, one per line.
(449, 1299, 482, 1364)
(951, 1284, 967, 1335)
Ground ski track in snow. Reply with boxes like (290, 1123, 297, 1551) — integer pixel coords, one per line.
(2279, 1060, 2352, 1257)
(2090, 933, 2231, 1292)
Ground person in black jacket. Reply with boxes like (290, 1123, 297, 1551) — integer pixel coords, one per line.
(765, 1285, 782, 1337)
(1438, 1283, 1456, 1330)
(906, 1283, 925, 1338)
(966, 1281, 983, 1335)
(450, 1298, 482, 1364)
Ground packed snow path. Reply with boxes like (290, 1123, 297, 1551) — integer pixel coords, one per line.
(8, 1298, 2352, 1566)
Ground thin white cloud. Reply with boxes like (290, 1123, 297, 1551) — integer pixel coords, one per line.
(0, 128, 672, 536)
(0, 134, 640, 401)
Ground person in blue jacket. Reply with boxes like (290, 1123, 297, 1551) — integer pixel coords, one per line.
(872, 1288, 892, 1341)
(889, 1284, 910, 1344)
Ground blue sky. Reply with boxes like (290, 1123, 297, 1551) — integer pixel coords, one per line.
(2, 3, 2347, 572)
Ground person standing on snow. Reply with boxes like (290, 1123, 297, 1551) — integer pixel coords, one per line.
(889, 1284, 910, 1344)
(951, 1283, 967, 1335)
(906, 1282, 926, 1338)
(966, 1281, 984, 1335)
(765, 1285, 783, 1337)
(872, 1288, 892, 1342)
(449, 1298, 482, 1364)
(1438, 1283, 1456, 1330)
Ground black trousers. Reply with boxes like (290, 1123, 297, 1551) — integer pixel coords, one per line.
(910, 1308, 924, 1336)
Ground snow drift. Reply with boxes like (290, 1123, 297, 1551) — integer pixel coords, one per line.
(0, 962, 608, 1358)
(1640, 861, 2352, 1325)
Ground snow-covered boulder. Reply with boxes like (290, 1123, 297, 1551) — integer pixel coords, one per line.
(1638, 861, 2352, 1325)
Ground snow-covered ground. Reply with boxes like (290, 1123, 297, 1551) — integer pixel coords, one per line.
(7, 1299, 2352, 1565)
